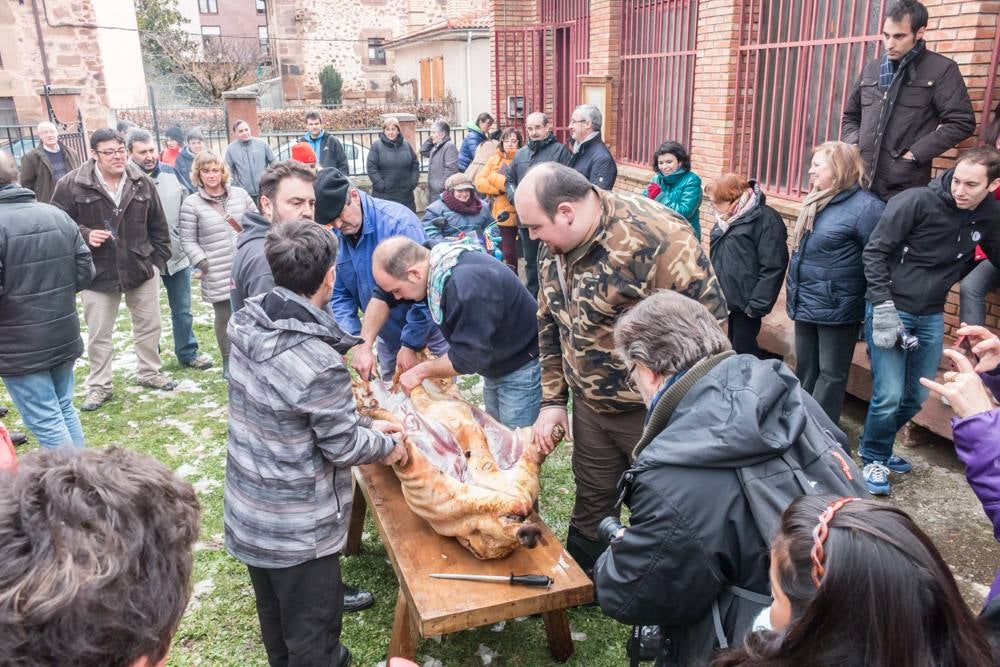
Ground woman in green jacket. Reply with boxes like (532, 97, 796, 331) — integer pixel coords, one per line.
(645, 141, 703, 240)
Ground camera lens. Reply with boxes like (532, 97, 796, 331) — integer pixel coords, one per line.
(598, 516, 624, 544)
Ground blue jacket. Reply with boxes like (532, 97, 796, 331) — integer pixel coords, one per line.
(569, 132, 617, 190)
(330, 191, 435, 352)
(422, 197, 493, 244)
(458, 123, 485, 171)
(786, 185, 884, 325)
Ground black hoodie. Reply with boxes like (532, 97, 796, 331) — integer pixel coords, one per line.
(229, 210, 273, 311)
(863, 168, 1000, 314)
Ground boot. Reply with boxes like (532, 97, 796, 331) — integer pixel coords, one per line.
(566, 525, 608, 581)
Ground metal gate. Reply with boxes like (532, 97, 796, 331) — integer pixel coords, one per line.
(982, 11, 1000, 142)
(493, 1, 590, 141)
(1, 108, 86, 169)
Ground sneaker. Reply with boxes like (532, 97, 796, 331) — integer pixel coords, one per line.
(9, 431, 27, 446)
(81, 388, 113, 411)
(138, 374, 178, 391)
(183, 354, 214, 370)
(885, 455, 912, 474)
(863, 462, 891, 496)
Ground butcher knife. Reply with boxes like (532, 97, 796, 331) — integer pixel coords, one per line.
(429, 573, 553, 587)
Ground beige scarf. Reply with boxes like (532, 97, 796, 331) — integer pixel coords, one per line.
(792, 187, 838, 251)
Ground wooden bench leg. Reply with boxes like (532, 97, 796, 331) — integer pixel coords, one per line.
(542, 609, 574, 662)
(388, 588, 418, 660)
(343, 476, 367, 556)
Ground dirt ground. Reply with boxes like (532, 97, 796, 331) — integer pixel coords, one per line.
(838, 396, 997, 611)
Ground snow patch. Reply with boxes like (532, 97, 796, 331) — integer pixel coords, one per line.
(476, 644, 498, 665)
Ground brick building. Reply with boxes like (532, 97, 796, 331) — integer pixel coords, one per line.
(193, 0, 271, 63)
(0, 0, 146, 129)
(490, 0, 1000, 337)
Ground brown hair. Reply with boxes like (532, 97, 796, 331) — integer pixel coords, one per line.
(705, 173, 750, 205)
(191, 149, 230, 189)
(258, 160, 317, 203)
(811, 141, 866, 192)
(0, 447, 200, 666)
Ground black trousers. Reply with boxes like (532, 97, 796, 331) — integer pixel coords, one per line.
(794, 320, 860, 426)
(728, 311, 763, 357)
(247, 554, 344, 667)
(519, 230, 540, 299)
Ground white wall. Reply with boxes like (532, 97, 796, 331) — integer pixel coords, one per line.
(93, 0, 149, 107)
(393, 34, 491, 125)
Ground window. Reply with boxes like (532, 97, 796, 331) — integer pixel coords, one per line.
(731, 0, 883, 197)
(201, 25, 221, 49)
(0, 97, 17, 126)
(256, 0, 266, 14)
(258, 26, 269, 54)
(367, 38, 386, 66)
(198, 0, 217, 14)
(617, 0, 697, 166)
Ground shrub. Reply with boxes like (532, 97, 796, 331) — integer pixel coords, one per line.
(319, 66, 343, 106)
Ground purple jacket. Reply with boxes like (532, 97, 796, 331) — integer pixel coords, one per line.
(951, 367, 1000, 606)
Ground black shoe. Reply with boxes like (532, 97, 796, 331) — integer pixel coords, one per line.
(334, 644, 352, 667)
(9, 431, 27, 446)
(343, 585, 374, 613)
(0, 406, 8, 417)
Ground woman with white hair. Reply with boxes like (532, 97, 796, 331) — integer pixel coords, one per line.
(366, 116, 420, 211)
(421, 119, 459, 204)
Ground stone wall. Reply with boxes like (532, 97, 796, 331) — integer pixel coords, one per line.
(0, 0, 113, 129)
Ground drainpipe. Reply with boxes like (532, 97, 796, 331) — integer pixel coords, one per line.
(30, 0, 55, 118)
(465, 30, 472, 122)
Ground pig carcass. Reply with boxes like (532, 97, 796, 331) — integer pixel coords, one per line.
(353, 378, 550, 560)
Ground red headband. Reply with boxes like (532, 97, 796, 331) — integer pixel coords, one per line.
(809, 497, 857, 587)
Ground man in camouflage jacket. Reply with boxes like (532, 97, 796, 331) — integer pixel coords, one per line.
(515, 163, 727, 575)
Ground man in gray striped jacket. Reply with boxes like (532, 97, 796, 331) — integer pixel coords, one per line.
(224, 220, 406, 667)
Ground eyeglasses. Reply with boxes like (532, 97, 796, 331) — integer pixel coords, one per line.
(624, 361, 638, 391)
(95, 148, 126, 157)
(570, 118, 586, 124)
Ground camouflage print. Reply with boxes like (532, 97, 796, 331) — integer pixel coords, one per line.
(537, 188, 728, 414)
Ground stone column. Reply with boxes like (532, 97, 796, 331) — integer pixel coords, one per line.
(222, 91, 261, 141)
(37, 86, 83, 126)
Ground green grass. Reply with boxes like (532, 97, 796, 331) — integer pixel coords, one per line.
(1, 294, 629, 666)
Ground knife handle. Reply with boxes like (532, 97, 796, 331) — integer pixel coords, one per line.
(510, 574, 553, 587)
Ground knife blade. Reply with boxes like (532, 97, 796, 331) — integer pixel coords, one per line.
(429, 572, 553, 587)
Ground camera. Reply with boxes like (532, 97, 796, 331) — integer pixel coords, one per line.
(598, 516, 625, 544)
(896, 327, 920, 352)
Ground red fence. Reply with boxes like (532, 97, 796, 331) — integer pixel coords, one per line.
(732, 0, 884, 198)
(617, 0, 698, 167)
(982, 11, 1000, 141)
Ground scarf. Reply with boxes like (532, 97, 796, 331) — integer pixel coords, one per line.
(879, 39, 925, 90)
(442, 190, 482, 216)
(716, 187, 758, 233)
(792, 186, 839, 251)
(426, 238, 483, 324)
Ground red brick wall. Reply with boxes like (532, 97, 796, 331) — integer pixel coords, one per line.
(491, 0, 1000, 333)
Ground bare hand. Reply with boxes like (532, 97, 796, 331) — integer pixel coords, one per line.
(351, 343, 377, 382)
(920, 349, 996, 419)
(395, 347, 420, 373)
(956, 323, 1000, 373)
(381, 440, 409, 467)
(372, 419, 403, 437)
(88, 229, 113, 247)
(397, 367, 423, 396)
(902, 150, 916, 161)
(531, 406, 569, 455)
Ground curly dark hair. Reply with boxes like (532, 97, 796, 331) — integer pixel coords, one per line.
(0, 447, 201, 666)
(258, 159, 317, 203)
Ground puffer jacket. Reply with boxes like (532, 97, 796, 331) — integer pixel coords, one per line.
(708, 184, 789, 317)
(180, 185, 257, 303)
(595, 353, 865, 666)
(421, 196, 493, 244)
(366, 133, 420, 211)
(51, 160, 171, 293)
(475, 147, 517, 227)
(224, 286, 395, 569)
(646, 168, 703, 238)
(0, 185, 94, 376)
(465, 138, 498, 182)
(786, 185, 884, 325)
(422, 138, 459, 204)
(458, 122, 486, 171)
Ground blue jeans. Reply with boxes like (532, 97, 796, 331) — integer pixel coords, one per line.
(376, 327, 450, 382)
(161, 267, 199, 364)
(483, 358, 542, 429)
(2, 359, 85, 448)
(859, 303, 944, 464)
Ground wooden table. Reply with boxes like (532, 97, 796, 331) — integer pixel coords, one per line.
(344, 464, 593, 662)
